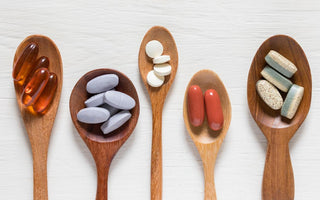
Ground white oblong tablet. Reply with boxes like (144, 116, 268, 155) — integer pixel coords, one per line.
(77, 107, 110, 124)
(100, 104, 119, 116)
(147, 70, 164, 87)
(85, 93, 105, 107)
(145, 40, 163, 58)
(104, 90, 136, 110)
(154, 63, 172, 76)
(153, 55, 170, 64)
(86, 74, 119, 94)
(100, 110, 132, 134)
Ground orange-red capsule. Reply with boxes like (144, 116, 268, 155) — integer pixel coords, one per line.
(24, 56, 49, 86)
(13, 42, 39, 84)
(187, 85, 205, 127)
(21, 68, 49, 107)
(32, 72, 57, 114)
(205, 89, 224, 131)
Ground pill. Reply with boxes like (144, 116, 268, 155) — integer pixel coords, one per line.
(187, 85, 204, 127)
(265, 50, 297, 78)
(256, 80, 283, 110)
(32, 72, 57, 114)
(104, 90, 136, 110)
(24, 56, 50, 86)
(153, 55, 170, 64)
(85, 93, 105, 107)
(13, 42, 39, 84)
(145, 40, 163, 58)
(86, 74, 119, 94)
(100, 104, 119, 116)
(100, 110, 132, 134)
(261, 65, 293, 92)
(281, 84, 304, 119)
(147, 70, 164, 87)
(21, 68, 50, 107)
(77, 107, 110, 124)
(205, 89, 224, 131)
(154, 63, 172, 76)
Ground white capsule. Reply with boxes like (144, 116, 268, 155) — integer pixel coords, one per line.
(153, 55, 170, 64)
(145, 40, 163, 58)
(147, 70, 164, 87)
(154, 63, 172, 76)
(100, 111, 132, 134)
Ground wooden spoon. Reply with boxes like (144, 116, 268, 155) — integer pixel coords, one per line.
(69, 69, 140, 200)
(183, 69, 232, 200)
(13, 35, 63, 200)
(247, 35, 312, 200)
(138, 26, 178, 200)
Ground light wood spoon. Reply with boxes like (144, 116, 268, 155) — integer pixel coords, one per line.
(138, 26, 178, 200)
(183, 69, 232, 200)
(69, 69, 140, 200)
(247, 35, 312, 200)
(13, 35, 63, 200)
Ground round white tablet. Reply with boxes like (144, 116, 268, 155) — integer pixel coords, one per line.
(153, 55, 170, 64)
(145, 40, 163, 58)
(147, 70, 164, 87)
(154, 63, 172, 76)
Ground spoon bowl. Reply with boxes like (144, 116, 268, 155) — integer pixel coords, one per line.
(69, 68, 139, 200)
(183, 69, 231, 200)
(138, 26, 178, 200)
(247, 35, 312, 200)
(13, 35, 63, 200)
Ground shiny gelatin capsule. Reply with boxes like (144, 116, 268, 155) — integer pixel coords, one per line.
(205, 89, 224, 131)
(12, 42, 39, 84)
(21, 68, 50, 107)
(24, 56, 49, 86)
(187, 85, 205, 127)
(32, 72, 57, 114)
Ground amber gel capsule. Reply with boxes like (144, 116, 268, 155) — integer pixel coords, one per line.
(12, 42, 39, 84)
(21, 68, 50, 107)
(32, 72, 58, 114)
(24, 56, 49, 86)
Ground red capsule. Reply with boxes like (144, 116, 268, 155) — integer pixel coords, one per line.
(32, 72, 58, 114)
(205, 89, 224, 131)
(187, 85, 205, 127)
(21, 68, 50, 107)
(24, 56, 49, 86)
(13, 42, 39, 84)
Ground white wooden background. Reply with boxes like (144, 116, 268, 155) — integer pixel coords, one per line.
(1, 0, 320, 199)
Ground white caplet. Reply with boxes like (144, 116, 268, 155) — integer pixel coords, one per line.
(154, 63, 172, 76)
(145, 40, 163, 58)
(153, 55, 170, 64)
(147, 70, 164, 87)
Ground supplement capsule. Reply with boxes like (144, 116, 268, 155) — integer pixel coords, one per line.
(24, 56, 49, 86)
(187, 85, 205, 127)
(32, 72, 57, 114)
(205, 89, 224, 131)
(21, 68, 50, 107)
(12, 42, 39, 84)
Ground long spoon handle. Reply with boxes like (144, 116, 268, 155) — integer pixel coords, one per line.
(262, 142, 294, 200)
(151, 105, 163, 200)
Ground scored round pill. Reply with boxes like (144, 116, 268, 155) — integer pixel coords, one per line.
(153, 55, 170, 64)
(147, 70, 165, 87)
(154, 63, 172, 76)
(145, 40, 163, 58)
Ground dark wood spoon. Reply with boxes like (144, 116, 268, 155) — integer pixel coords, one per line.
(247, 35, 312, 200)
(13, 35, 63, 200)
(69, 69, 140, 200)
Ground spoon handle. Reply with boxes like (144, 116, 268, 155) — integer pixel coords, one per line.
(262, 142, 294, 200)
(151, 105, 163, 200)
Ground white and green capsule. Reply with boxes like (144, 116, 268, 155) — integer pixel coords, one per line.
(261, 65, 293, 92)
(265, 50, 297, 78)
(281, 84, 304, 119)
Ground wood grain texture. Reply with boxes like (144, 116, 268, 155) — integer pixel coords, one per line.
(138, 26, 178, 200)
(13, 35, 63, 200)
(69, 69, 140, 200)
(1, 0, 320, 199)
(247, 35, 312, 200)
(183, 70, 232, 200)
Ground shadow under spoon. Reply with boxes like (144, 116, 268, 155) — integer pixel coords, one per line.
(69, 69, 140, 200)
(247, 35, 312, 200)
(13, 35, 63, 200)
(183, 69, 232, 200)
